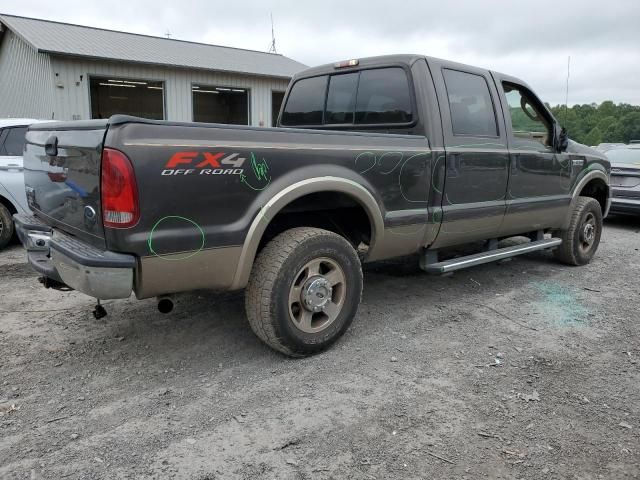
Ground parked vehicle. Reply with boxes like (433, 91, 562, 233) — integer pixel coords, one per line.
(0, 118, 48, 249)
(605, 144, 640, 214)
(14, 55, 610, 356)
(595, 142, 626, 152)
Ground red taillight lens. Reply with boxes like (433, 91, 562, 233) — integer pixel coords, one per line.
(47, 172, 67, 182)
(101, 148, 139, 228)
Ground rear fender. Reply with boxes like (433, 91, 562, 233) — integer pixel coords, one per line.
(229, 176, 385, 290)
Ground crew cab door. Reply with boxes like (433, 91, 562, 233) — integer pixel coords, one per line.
(493, 75, 573, 235)
(429, 60, 509, 247)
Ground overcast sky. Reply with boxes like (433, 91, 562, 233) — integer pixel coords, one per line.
(3, 0, 640, 105)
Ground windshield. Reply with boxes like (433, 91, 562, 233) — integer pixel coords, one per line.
(605, 148, 640, 166)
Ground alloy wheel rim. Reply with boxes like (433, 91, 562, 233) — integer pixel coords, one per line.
(288, 257, 346, 334)
(579, 212, 597, 252)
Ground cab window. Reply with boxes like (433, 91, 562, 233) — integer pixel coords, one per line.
(281, 67, 413, 127)
(325, 73, 359, 124)
(0, 126, 28, 156)
(354, 68, 412, 125)
(502, 82, 552, 150)
(280, 75, 327, 126)
(443, 69, 498, 137)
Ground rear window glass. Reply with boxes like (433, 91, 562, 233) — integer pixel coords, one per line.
(443, 69, 498, 136)
(281, 67, 414, 127)
(355, 68, 412, 124)
(1, 127, 28, 156)
(281, 75, 327, 126)
(325, 73, 359, 124)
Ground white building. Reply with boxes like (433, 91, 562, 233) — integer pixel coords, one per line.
(0, 14, 306, 126)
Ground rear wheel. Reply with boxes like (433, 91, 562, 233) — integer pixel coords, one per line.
(0, 204, 14, 250)
(554, 196, 603, 266)
(245, 227, 363, 357)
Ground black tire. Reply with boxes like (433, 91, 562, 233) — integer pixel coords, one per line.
(245, 227, 363, 357)
(0, 203, 14, 250)
(554, 196, 603, 266)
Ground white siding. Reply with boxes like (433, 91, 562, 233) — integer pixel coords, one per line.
(49, 57, 290, 126)
(0, 31, 55, 119)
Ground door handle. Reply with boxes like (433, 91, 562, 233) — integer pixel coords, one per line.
(510, 154, 519, 174)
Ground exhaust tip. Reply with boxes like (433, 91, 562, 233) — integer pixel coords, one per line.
(157, 297, 174, 314)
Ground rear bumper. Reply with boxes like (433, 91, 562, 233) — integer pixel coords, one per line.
(13, 213, 135, 299)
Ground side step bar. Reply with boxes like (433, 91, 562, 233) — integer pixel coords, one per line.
(421, 238, 562, 274)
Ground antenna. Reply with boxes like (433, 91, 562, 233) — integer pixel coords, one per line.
(165, 30, 172, 39)
(563, 55, 570, 123)
(268, 13, 277, 54)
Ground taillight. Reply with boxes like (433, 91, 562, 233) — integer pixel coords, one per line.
(101, 148, 139, 228)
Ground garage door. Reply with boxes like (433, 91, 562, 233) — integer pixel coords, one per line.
(89, 77, 164, 120)
(192, 85, 249, 125)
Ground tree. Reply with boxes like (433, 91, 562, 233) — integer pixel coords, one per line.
(550, 101, 640, 145)
(583, 127, 603, 146)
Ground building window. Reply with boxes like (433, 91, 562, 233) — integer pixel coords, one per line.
(89, 77, 164, 120)
(271, 91, 285, 127)
(192, 85, 249, 125)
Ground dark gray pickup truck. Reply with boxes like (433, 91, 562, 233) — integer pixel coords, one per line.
(15, 54, 610, 356)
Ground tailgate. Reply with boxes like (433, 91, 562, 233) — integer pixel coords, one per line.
(24, 120, 108, 249)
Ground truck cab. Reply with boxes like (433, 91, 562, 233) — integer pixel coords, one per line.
(15, 54, 610, 357)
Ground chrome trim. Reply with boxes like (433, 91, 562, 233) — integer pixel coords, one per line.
(51, 250, 133, 299)
(25, 231, 51, 251)
(422, 238, 562, 274)
(230, 177, 384, 290)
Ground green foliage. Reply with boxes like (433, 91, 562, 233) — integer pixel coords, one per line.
(510, 107, 546, 134)
(550, 102, 640, 145)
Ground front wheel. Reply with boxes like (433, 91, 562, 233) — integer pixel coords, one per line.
(245, 227, 363, 357)
(554, 196, 603, 266)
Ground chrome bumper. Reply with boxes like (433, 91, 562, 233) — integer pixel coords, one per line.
(609, 196, 640, 214)
(13, 214, 135, 299)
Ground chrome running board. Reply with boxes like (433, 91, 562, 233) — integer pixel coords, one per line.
(420, 238, 562, 274)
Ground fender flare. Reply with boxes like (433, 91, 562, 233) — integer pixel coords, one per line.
(563, 169, 610, 229)
(229, 176, 385, 290)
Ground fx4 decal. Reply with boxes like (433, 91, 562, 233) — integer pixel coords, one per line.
(162, 151, 246, 176)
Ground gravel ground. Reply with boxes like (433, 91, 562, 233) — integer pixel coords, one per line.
(1, 216, 639, 480)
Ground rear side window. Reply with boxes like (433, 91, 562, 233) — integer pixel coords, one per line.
(281, 67, 414, 127)
(281, 75, 327, 126)
(0, 127, 28, 156)
(355, 68, 413, 124)
(443, 69, 498, 137)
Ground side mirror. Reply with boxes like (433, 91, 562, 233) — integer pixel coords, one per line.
(556, 126, 569, 152)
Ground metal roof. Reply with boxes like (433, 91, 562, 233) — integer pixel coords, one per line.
(0, 14, 307, 79)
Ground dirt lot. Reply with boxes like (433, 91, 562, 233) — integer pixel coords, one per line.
(1, 217, 639, 480)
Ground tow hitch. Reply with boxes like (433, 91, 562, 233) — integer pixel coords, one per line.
(38, 276, 72, 291)
(93, 300, 107, 320)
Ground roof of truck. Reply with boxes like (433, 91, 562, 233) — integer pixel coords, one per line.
(293, 54, 515, 83)
(296, 54, 426, 78)
(0, 13, 307, 79)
